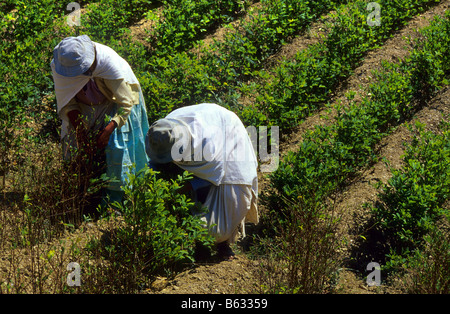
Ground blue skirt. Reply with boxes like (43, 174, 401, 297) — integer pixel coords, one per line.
(105, 92, 149, 201)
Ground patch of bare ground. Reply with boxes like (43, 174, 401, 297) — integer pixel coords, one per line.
(128, 6, 164, 48)
(149, 254, 261, 294)
(0, 219, 104, 293)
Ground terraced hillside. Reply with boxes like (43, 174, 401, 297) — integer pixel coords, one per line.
(0, 0, 449, 294)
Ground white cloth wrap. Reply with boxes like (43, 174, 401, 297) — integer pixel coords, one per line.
(166, 103, 259, 243)
(51, 42, 140, 139)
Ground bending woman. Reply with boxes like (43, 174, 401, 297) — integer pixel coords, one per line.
(145, 103, 259, 259)
(51, 35, 149, 204)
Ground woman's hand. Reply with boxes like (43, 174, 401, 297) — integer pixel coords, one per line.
(96, 120, 117, 150)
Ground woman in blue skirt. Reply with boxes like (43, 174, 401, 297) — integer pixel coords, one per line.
(51, 35, 149, 206)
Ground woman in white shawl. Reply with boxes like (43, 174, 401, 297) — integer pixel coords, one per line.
(145, 103, 259, 260)
(51, 35, 149, 204)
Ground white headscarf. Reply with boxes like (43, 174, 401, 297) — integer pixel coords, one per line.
(51, 42, 140, 138)
(164, 103, 258, 186)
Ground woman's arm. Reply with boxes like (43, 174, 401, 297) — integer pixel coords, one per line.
(97, 78, 137, 129)
(93, 78, 137, 149)
(96, 120, 117, 149)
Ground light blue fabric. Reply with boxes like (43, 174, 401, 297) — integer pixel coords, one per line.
(105, 91, 150, 194)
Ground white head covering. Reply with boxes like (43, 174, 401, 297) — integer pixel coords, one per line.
(53, 35, 95, 77)
(145, 118, 191, 164)
(51, 36, 140, 138)
(157, 103, 258, 186)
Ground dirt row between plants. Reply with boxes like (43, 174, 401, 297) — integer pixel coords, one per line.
(151, 0, 450, 294)
(128, 0, 262, 51)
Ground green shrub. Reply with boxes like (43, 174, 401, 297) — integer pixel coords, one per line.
(106, 166, 214, 277)
(254, 43, 334, 130)
(258, 189, 342, 293)
(409, 16, 450, 100)
(371, 120, 450, 270)
(80, 0, 156, 42)
(406, 227, 449, 294)
(148, 0, 248, 55)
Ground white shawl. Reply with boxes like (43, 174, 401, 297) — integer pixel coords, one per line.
(166, 103, 258, 186)
(51, 42, 140, 138)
